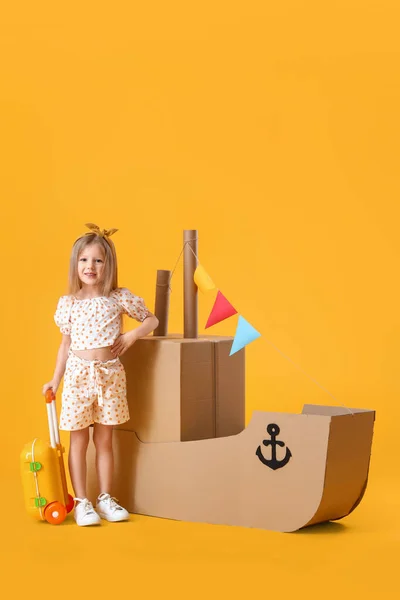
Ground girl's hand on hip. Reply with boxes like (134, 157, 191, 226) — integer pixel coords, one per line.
(111, 331, 137, 357)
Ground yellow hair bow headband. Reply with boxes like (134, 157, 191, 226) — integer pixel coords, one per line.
(84, 222, 118, 238)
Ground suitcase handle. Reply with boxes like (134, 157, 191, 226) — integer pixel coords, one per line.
(44, 390, 70, 509)
(45, 389, 60, 449)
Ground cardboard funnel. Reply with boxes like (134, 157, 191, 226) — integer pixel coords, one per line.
(87, 405, 375, 532)
(153, 269, 171, 337)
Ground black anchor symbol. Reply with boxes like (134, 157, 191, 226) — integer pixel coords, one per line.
(256, 423, 292, 470)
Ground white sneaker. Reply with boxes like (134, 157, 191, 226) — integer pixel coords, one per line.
(96, 493, 129, 522)
(74, 498, 101, 526)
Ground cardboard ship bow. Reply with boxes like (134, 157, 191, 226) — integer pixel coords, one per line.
(87, 230, 375, 532)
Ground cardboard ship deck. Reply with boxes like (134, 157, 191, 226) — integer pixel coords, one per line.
(87, 404, 375, 532)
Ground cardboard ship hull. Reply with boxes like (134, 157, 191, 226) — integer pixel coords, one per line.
(87, 404, 375, 532)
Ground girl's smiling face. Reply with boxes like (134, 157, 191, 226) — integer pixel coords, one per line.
(77, 243, 106, 288)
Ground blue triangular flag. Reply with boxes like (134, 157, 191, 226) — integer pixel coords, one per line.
(229, 315, 261, 355)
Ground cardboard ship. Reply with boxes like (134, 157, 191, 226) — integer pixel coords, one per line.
(87, 230, 375, 532)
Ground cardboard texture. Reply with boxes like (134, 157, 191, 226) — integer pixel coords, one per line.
(116, 334, 245, 442)
(87, 405, 375, 532)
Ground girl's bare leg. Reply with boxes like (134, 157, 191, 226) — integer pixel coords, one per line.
(68, 428, 90, 498)
(93, 423, 114, 494)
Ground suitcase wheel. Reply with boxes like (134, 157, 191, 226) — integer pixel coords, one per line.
(66, 494, 75, 514)
(44, 501, 67, 525)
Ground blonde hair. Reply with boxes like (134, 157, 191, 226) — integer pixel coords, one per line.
(68, 233, 118, 296)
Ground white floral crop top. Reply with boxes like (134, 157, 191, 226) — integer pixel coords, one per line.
(54, 287, 150, 350)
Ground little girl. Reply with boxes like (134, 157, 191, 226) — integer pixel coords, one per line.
(42, 223, 159, 526)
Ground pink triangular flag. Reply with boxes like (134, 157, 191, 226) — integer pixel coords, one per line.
(205, 291, 238, 328)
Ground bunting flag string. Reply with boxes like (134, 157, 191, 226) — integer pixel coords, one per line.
(190, 252, 260, 354)
(167, 240, 261, 355)
(167, 241, 343, 404)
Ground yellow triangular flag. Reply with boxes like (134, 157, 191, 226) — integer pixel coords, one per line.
(194, 264, 216, 293)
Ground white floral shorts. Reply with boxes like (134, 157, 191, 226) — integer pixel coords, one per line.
(60, 351, 130, 431)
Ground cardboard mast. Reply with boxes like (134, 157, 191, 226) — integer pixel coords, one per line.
(184, 229, 198, 339)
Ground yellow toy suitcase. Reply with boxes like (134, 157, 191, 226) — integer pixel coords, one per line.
(20, 390, 74, 524)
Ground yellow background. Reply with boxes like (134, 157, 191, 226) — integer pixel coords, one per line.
(1, 1, 398, 598)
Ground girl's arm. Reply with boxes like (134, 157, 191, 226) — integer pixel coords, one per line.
(130, 313, 159, 341)
(42, 334, 71, 395)
(111, 313, 159, 357)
